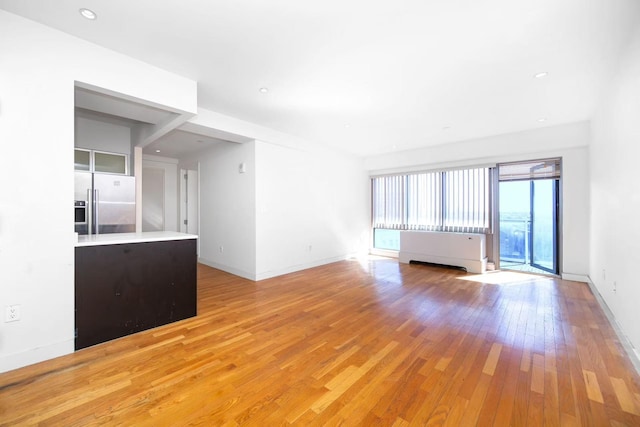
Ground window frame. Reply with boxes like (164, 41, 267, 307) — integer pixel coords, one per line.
(371, 166, 494, 251)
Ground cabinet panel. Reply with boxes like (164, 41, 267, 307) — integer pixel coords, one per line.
(94, 151, 127, 174)
(74, 149, 91, 171)
(74, 148, 128, 174)
(75, 239, 197, 350)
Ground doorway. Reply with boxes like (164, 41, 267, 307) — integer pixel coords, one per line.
(498, 159, 560, 275)
(180, 168, 199, 236)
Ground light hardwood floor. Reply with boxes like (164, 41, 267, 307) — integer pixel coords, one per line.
(1, 258, 640, 425)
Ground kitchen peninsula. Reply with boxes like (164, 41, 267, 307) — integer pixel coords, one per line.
(75, 231, 198, 350)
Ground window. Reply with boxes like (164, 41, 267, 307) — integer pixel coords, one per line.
(442, 168, 491, 232)
(372, 167, 492, 250)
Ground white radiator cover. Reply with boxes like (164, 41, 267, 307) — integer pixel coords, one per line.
(399, 231, 487, 273)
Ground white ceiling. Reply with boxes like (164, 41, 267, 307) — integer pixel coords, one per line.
(146, 130, 229, 159)
(2, 0, 639, 157)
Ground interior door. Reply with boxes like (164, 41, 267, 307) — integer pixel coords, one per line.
(530, 179, 558, 273)
(142, 167, 165, 232)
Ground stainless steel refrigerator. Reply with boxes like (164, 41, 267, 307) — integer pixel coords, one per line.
(74, 172, 136, 235)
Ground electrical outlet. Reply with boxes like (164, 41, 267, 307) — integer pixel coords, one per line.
(219, 245, 224, 253)
(308, 244, 312, 252)
(603, 269, 606, 280)
(613, 281, 617, 293)
(5, 305, 21, 322)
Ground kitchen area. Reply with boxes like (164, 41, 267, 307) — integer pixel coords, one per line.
(73, 88, 199, 350)
(0, 17, 255, 371)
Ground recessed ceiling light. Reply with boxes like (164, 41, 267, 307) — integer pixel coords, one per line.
(443, 126, 451, 131)
(259, 87, 269, 93)
(534, 72, 548, 79)
(537, 118, 547, 122)
(79, 8, 97, 20)
(155, 149, 161, 153)
(344, 124, 351, 128)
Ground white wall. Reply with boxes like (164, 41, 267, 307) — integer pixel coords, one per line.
(590, 25, 640, 355)
(255, 141, 370, 280)
(0, 10, 196, 373)
(142, 155, 179, 231)
(365, 122, 591, 279)
(186, 142, 257, 280)
(185, 108, 371, 281)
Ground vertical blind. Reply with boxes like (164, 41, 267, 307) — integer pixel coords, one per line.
(372, 167, 492, 233)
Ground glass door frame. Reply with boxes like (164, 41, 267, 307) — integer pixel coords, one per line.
(493, 159, 563, 277)
(529, 179, 559, 274)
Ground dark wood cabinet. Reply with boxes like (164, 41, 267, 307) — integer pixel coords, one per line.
(75, 238, 197, 350)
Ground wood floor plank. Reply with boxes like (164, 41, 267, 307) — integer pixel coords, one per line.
(482, 342, 503, 375)
(511, 369, 532, 425)
(531, 353, 546, 394)
(610, 376, 640, 415)
(475, 345, 511, 426)
(458, 373, 492, 426)
(1, 259, 640, 425)
(584, 370, 605, 404)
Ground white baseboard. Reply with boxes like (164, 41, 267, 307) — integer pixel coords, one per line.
(199, 254, 359, 282)
(0, 339, 74, 374)
(198, 258, 257, 281)
(561, 273, 589, 282)
(255, 255, 352, 281)
(585, 276, 640, 375)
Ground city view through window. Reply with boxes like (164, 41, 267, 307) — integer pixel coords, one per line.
(371, 162, 560, 277)
(499, 179, 557, 274)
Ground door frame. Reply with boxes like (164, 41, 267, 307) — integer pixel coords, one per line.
(179, 164, 200, 256)
(493, 158, 563, 276)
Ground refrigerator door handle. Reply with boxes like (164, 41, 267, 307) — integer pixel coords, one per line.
(87, 188, 93, 236)
(94, 189, 100, 235)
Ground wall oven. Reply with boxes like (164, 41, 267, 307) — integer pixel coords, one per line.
(74, 200, 88, 234)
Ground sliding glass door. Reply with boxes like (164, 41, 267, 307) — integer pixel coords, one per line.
(498, 181, 530, 267)
(498, 158, 560, 276)
(530, 179, 558, 273)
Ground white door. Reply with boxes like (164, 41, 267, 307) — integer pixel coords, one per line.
(142, 167, 165, 231)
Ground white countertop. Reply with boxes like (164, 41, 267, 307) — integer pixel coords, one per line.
(76, 231, 198, 247)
